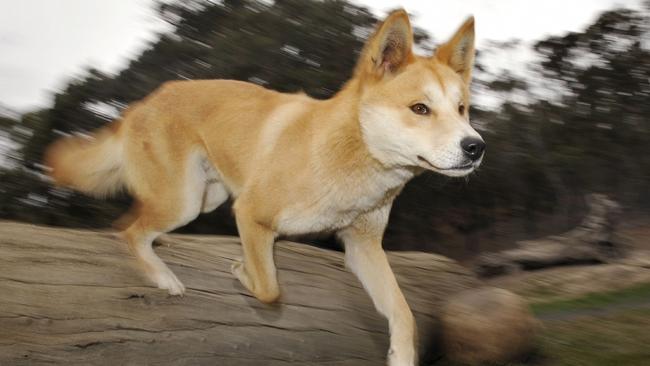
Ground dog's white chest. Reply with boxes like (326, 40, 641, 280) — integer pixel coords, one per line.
(275, 168, 412, 236)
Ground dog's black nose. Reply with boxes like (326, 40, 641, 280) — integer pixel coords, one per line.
(461, 137, 485, 161)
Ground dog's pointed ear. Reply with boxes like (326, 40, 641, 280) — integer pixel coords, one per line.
(435, 16, 475, 84)
(355, 9, 414, 80)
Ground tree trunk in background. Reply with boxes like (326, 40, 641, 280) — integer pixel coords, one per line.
(475, 194, 626, 277)
(0, 222, 479, 365)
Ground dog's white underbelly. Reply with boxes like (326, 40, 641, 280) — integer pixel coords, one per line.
(275, 204, 360, 236)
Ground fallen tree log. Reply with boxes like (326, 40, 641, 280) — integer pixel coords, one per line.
(475, 194, 627, 278)
(0, 222, 480, 365)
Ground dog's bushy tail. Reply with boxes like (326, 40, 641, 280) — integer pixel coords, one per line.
(44, 123, 127, 198)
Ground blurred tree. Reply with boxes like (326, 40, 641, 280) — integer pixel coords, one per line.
(2, 0, 389, 231)
(533, 8, 650, 206)
(387, 5, 650, 256)
(1, 1, 649, 259)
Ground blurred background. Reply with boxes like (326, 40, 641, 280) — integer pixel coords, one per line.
(0, 0, 649, 262)
(2, 1, 650, 364)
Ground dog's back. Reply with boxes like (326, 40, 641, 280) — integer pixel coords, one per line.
(47, 79, 300, 199)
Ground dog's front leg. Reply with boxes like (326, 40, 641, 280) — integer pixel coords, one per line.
(338, 205, 417, 366)
(231, 202, 281, 303)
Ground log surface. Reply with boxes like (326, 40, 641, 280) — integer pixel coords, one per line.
(0, 222, 478, 365)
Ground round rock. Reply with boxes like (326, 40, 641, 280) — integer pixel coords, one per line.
(440, 286, 538, 364)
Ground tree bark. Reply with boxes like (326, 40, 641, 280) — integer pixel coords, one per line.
(0, 222, 479, 365)
(474, 194, 627, 278)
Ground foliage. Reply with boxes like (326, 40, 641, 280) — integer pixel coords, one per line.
(530, 282, 650, 315)
(1, 0, 649, 257)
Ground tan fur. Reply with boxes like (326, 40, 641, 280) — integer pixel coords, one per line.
(45, 122, 125, 198)
(44, 10, 482, 366)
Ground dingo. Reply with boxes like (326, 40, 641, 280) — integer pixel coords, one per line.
(46, 10, 483, 365)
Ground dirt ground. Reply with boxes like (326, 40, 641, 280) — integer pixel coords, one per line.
(435, 212, 650, 365)
(477, 248, 650, 366)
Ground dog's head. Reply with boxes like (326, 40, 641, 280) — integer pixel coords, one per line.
(354, 10, 484, 177)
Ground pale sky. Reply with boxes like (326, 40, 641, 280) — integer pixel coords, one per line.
(0, 0, 644, 113)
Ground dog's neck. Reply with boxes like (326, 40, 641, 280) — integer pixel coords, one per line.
(310, 83, 416, 198)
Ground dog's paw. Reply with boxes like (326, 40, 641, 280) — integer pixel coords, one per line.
(231, 259, 280, 303)
(387, 347, 417, 366)
(231, 259, 251, 288)
(230, 258, 243, 275)
(153, 268, 186, 296)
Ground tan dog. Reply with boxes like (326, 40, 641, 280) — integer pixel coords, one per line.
(45, 9, 483, 365)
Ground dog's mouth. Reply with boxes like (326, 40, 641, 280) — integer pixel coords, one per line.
(417, 156, 475, 173)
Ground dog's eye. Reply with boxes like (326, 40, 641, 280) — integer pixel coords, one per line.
(409, 103, 430, 116)
(458, 102, 466, 115)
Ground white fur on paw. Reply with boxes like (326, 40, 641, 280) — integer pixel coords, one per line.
(153, 269, 186, 296)
(388, 342, 417, 366)
(230, 259, 242, 276)
(387, 348, 416, 366)
(231, 259, 252, 291)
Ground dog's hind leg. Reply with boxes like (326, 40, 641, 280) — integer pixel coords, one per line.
(123, 211, 186, 295)
(122, 151, 226, 295)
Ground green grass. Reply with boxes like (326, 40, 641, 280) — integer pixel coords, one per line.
(532, 308, 650, 366)
(528, 284, 650, 366)
(530, 282, 650, 316)
(434, 308, 650, 366)
(431, 283, 650, 366)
